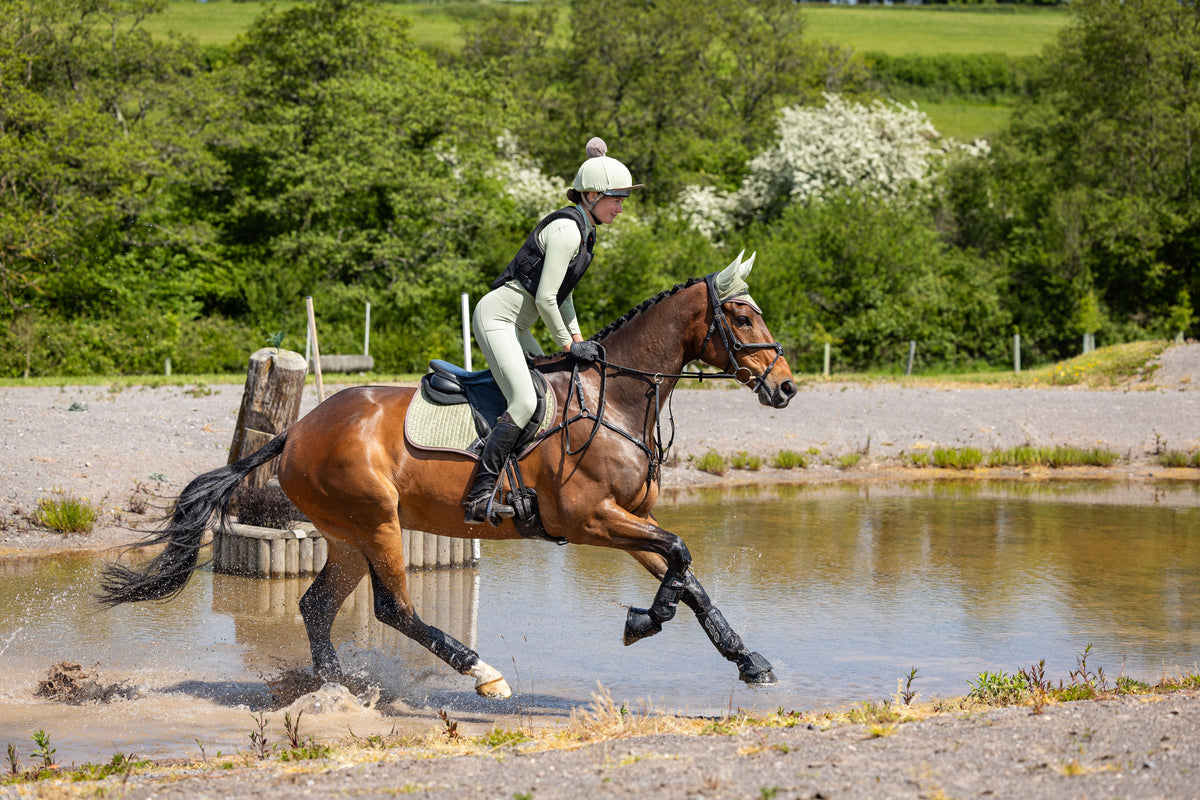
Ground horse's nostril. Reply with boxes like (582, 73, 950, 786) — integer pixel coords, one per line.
(781, 380, 797, 398)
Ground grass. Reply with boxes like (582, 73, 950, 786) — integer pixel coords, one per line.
(1155, 450, 1200, 468)
(770, 450, 807, 470)
(730, 451, 763, 471)
(695, 450, 728, 476)
(144, 2, 1067, 58)
(930, 446, 983, 470)
(803, 5, 1066, 57)
(988, 446, 1120, 468)
(919, 99, 1016, 142)
(32, 492, 99, 534)
(817, 340, 1172, 390)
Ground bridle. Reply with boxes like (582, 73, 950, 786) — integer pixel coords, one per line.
(696, 271, 785, 392)
(535, 272, 785, 491)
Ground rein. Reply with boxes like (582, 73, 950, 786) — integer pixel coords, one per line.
(533, 272, 785, 490)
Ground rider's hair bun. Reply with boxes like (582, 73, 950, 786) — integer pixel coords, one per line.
(585, 137, 607, 159)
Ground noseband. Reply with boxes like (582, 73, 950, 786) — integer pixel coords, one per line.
(698, 272, 785, 393)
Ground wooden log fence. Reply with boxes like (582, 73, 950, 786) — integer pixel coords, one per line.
(213, 523, 478, 577)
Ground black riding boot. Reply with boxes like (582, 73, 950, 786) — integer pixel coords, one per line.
(463, 414, 524, 526)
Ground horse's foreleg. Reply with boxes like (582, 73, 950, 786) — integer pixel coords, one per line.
(366, 561, 511, 699)
(680, 572, 776, 685)
(625, 549, 776, 685)
(298, 536, 368, 681)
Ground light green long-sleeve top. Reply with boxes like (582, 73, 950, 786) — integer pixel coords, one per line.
(530, 206, 594, 348)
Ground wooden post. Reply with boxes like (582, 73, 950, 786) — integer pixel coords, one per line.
(306, 296, 325, 403)
(462, 292, 472, 371)
(364, 301, 371, 358)
(228, 348, 308, 488)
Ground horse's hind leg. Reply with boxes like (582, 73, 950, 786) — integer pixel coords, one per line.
(298, 536, 368, 681)
(365, 550, 512, 699)
(627, 550, 776, 685)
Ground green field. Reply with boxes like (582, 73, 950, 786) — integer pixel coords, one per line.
(803, 5, 1066, 56)
(146, 1, 1067, 140)
(149, 1, 1067, 56)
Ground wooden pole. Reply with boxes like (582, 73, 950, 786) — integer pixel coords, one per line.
(227, 348, 308, 488)
(306, 295, 325, 403)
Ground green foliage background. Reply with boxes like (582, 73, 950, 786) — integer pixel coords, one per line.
(0, 0, 1195, 377)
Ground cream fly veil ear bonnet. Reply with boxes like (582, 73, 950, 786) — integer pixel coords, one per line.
(714, 250, 760, 312)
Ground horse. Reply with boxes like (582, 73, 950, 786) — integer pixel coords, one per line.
(98, 251, 797, 699)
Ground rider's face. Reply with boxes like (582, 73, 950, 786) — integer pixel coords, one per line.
(588, 194, 625, 225)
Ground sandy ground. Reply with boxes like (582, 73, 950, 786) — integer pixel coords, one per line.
(1, 343, 1199, 798)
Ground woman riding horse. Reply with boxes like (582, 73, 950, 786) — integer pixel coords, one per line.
(464, 137, 641, 525)
(98, 254, 797, 699)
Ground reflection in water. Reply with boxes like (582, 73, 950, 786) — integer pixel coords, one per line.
(0, 480, 1198, 762)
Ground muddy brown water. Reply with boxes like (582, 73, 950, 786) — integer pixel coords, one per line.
(1, 480, 1198, 765)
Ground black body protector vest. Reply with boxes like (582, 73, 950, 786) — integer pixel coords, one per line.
(491, 206, 595, 304)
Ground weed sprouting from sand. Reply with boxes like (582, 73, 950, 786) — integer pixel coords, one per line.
(32, 491, 99, 534)
(30, 731, 54, 770)
(730, 451, 763, 470)
(696, 450, 728, 475)
(277, 711, 332, 763)
(968, 671, 1029, 706)
(931, 447, 983, 469)
(248, 711, 270, 759)
(770, 450, 806, 469)
(437, 709, 461, 741)
(898, 667, 919, 705)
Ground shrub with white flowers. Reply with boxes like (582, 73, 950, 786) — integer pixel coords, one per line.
(677, 93, 989, 238)
(493, 132, 566, 219)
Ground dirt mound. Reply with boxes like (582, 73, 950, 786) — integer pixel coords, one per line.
(35, 661, 139, 704)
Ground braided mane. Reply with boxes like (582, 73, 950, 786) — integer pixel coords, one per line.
(592, 276, 705, 342)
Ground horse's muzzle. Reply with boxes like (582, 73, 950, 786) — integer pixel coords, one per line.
(757, 377, 797, 408)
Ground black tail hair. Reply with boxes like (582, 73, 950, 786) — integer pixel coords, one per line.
(97, 434, 289, 607)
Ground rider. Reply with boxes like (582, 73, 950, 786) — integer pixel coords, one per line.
(463, 137, 642, 525)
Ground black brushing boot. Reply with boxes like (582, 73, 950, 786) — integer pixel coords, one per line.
(463, 413, 523, 526)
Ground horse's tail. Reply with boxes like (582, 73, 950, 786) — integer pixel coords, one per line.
(97, 433, 290, 607)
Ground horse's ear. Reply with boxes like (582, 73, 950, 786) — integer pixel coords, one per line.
(716, 250, 745, 296)
(715, 248, 761, 311)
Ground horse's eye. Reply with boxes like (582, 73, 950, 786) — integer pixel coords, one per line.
(735, 315, 752, 327)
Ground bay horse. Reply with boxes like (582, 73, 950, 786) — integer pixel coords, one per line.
(98, 251, 797, 698)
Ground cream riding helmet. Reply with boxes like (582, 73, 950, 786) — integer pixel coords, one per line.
(573, 137, 643, 200)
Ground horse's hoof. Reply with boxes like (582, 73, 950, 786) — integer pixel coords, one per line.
(623, 607, 662, 646)
(476, 676, 512, 699)
(738, 652, 776, 685)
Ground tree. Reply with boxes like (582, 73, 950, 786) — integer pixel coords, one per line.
(195, 0, 522, 369)
(748, 189, 1011, 373)
(953, 0, 1200, 349)
(0, 0, 226, 375)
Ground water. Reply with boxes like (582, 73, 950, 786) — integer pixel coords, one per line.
(1, 480, 1198, 763)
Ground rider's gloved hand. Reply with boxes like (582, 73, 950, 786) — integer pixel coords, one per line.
(569, 340, 604, 362)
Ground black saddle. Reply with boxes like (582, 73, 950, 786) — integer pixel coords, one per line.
(421, 359, 549, 453)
